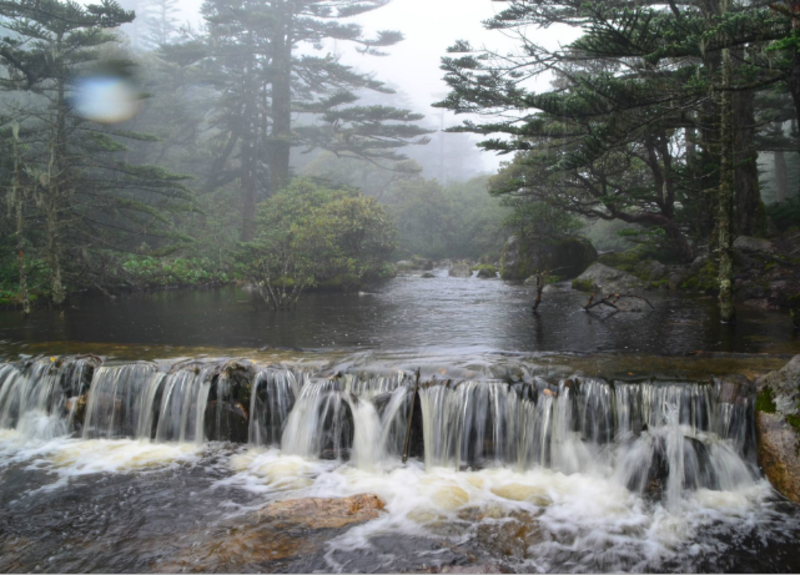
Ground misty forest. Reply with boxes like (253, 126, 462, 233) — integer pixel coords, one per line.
(4, 0, 800, 573)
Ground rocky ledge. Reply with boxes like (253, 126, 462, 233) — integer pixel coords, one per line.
(756, 355, 800, 502)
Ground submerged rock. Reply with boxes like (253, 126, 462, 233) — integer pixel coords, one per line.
(258, 493, 385, 529)
(159, 494, 385, 572)
(449, 263, 472, 278)
(755, 355, 800, 502)
(572, 263, 647, 294)
(474, 510, 543, 559)
(475, 266, 498, 279)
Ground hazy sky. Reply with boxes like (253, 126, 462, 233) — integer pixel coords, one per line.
(166, 0, 571, 173)
(330, 0, 541, 172)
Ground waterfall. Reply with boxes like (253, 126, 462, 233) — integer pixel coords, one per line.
(83, 363, 163, 439)
(281, 379, 352, 459)
(0, 354, 761, 506)
(0, 357, 96, 440)
(249, 368, 304, 446)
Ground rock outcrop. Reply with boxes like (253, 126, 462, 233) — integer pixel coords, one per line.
(500, 235, 597, 280)
(449, 263, 472, 278)
(571, 263, 647, 294)
(755, 356, 800, 502)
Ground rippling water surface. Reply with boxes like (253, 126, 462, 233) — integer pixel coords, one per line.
(0, 272, 799, 354)
(0, 273, 799, 573)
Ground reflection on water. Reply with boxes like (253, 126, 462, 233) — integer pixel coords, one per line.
(1, 275, 799, 354)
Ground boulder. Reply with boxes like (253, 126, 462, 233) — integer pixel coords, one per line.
(635, 260, 668, 282)
(755, 356, 800, 502)
(733, 236, 775, 255)
(449, 263, 472, 278)
(411, 255, 434, 271)
(691, 255, 708, 272)
(500, 235, 526, 279)
(421, 272, 436, 278)
(395, 260, 416, 272)
(500, 235, 597, 280)
(475, 266, 497, 279)
(572, 263, 647, 294)
(667, 269, 689, 291)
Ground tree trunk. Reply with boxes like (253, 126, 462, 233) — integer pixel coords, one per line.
(269, 2, 293, 193)
(11, 125, 30, 315)
(775, 148, 789, 203)
(787, 1, 800, 194)
(240, 47, 258, 242)
(733, 86, 762, 236)
(48, 51, 67, 306)
(718, 42, 736, 324)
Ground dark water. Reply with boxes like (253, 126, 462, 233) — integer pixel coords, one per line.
(1, 272, 799, 355)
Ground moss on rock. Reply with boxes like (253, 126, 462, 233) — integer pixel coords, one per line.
(756, 386, 777, 413)
(571, 278, 594, 292)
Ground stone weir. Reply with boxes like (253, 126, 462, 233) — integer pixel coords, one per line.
(0, 354, 762, 507)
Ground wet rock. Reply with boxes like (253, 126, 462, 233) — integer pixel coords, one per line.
(474, 511, 543, 559)
(755, 355, 800, 502)
(414, 257, 435, 271)
(396, 260, 416, 272)
(66, 394, 88, 428)
(757, 412, 800, 502)
(449, 263, 472, 278)
(500, 235, 526, 280)
(734, 236, 775, 255)
(668, 270, 689, 291)
(573, 263, 647, 294)
(476, 266, 497, 279)
(716, 375, 753, 405)
(490, 483, 550, 506)
(159, 494, 385, 572)
(636, 260, 668, 281)
(433, 486, 470, 510)
(500, 235, 597, 280)
(421, 272, 436, 278)
(543, 282, 570, 293)
(204, 400, 249, 442)
(258, 493, 385, 529)
(691, 255, 708, 272)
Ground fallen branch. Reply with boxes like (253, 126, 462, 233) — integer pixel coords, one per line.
(583, 293, 654, 312)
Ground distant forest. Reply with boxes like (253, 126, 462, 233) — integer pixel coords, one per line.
(2, 0, 800, 320)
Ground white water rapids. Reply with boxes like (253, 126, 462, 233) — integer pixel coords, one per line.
(0, 354, 797, 572)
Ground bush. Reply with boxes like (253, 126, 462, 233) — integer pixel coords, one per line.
(237, 179, 396, 309)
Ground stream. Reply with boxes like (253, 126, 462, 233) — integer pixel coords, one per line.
(1, 272, 799, 572)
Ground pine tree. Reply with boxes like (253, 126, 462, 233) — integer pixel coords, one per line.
(0, 0, 192, 304)
(163, 0, 430, 241)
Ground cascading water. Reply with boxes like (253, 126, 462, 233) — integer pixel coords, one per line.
(0, 357, 96, 439)
(0, 355, 761, 507)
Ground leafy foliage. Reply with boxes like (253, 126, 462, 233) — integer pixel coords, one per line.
(236, 179, 396, 309)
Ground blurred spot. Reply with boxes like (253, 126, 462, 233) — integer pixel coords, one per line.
(73, 76, 141, 123)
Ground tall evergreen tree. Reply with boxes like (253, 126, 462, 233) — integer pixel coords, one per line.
(0, 0, 192, 304)
(163, 0, 430, 241)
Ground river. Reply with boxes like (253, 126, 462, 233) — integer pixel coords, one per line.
(1, 272, 799, 573)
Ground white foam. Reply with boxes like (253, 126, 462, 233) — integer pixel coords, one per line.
(218, 448, 787, 572)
